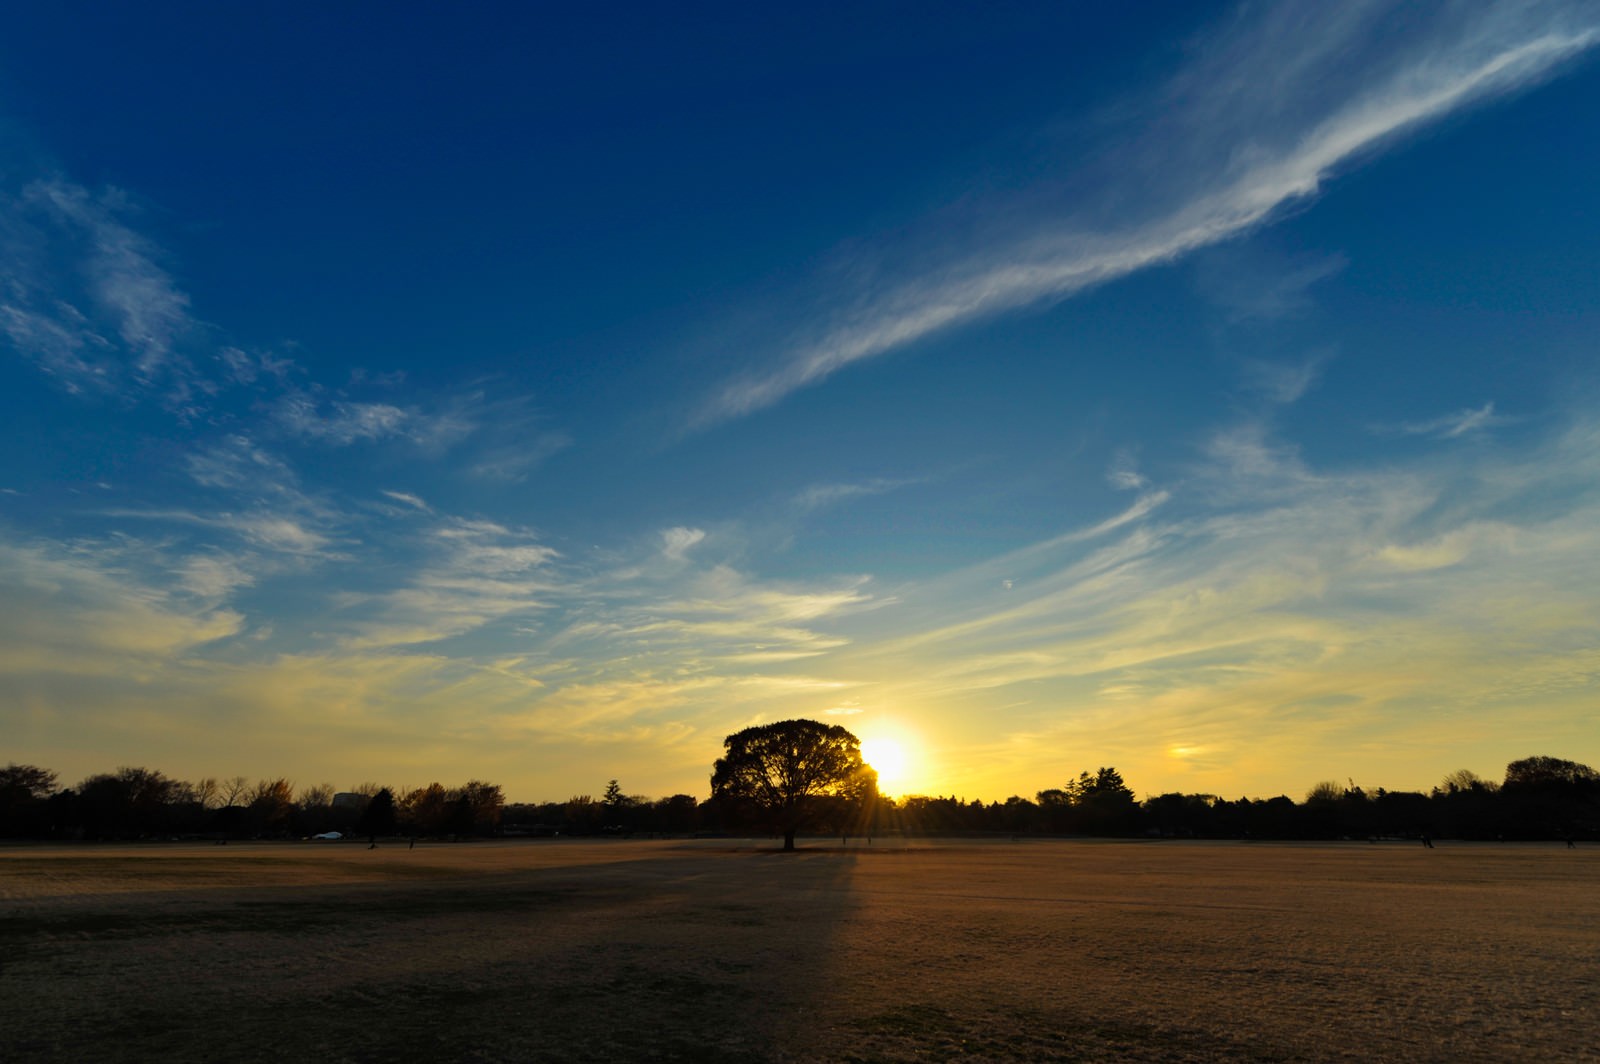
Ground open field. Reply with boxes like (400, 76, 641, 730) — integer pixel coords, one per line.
(2, 839, 1597, 1062)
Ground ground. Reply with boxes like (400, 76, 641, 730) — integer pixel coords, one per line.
(2, 838, 1596, 1062)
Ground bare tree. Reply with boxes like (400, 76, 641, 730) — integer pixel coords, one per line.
(192, 777, 221, 810)
(298, 783, 336, 809)
(221, 775, 251, 808)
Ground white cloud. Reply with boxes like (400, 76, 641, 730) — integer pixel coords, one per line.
(26, 181, 194, 383)
(0, 178, 207, 403)
(340, 518, 557, 650)
(1107, 450, 1147, 491)
(381, 490, 432, 513)
(186, 435, 297, 492)
(694, 2, 1600, 426)
(1240, 351, 1330, 406)
(786, 476, 924, 516)
(1392, 401, 1508, 439)
(105, 507, 335, 557)
(0, 535, 246, 673)
(661, 527, 707, 561)
(274, 393, 413, 445)
(819, 406, 1600, 794)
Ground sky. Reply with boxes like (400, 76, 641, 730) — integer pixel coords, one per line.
(2, 1, 1598, 804)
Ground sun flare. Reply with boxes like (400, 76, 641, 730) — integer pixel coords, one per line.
(859, 735, 914, 795)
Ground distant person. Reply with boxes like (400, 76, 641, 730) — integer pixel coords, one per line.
(1420, 834, 1434, 849)
(1566, 836, 1576, 849)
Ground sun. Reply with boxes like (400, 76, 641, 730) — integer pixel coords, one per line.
(859, 736, 911, 795)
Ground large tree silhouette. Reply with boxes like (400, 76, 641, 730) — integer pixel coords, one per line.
(711, 719, 875, 851)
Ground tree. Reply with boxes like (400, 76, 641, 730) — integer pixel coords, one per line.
(401, 783, 449, 836)
(1437, 769, 1497, 795)
(1069, 767, 1139, 835)
(1503, 756, 1600, 794)
(0, 763, 58, 836)
(710, 719, 876, 851)
(358, 787, 397, 841)
(1502, 756, 1600, 839)
(456, 780, 504, 836)
(247, 778, 296, 836)
(75, 767, 179, 838)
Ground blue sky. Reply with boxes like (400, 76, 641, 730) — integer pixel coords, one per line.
(3, 1, 1598, 802)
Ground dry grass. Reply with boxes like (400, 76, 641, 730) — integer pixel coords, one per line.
(2, 838, 1596, 1062)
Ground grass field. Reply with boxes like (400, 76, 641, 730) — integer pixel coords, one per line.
(2, 838, 1596, 1062)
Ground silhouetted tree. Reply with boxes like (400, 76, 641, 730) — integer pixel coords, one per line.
(652, 794, 700, 834)
(456, 780, 504, 836)
(402, 783, 450, 835)
(247, 778, 296, 837)
(358, 787, 397, 841)
(1502, 756, 1600, 838)
(1503, 756, 1600, 793)
(711, 719, 876, 850)
(0, 763, 58, 836)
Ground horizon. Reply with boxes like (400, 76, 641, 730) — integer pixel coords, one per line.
(3, 2, 1599, 803)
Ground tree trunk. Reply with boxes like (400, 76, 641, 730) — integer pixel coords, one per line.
(783, 829, 795, 851)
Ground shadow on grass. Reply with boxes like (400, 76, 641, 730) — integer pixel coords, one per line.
(2, 846, 865, 1064)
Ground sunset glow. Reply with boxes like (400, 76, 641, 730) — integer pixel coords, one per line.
(2, 3, 1598, 804)
(860, 738, 909, 796)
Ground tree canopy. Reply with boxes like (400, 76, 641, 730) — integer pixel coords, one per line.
(710, 719, 877, 850)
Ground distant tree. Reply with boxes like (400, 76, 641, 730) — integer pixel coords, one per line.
(247, 778, 296, 836)
(191, 777, 221, 810)
(1501, 756, 1600, 839)
(1070, 767, 1139, 835)
(0, 763, 57, 799)
(295, 783, 337, 834)
(0, 763, 58, 836)
(1503, 757, 1600, 794)
(1305, 780, 1344, 803)
(402, 783, 450, 836)
(997, 795, 1038, 834)
(299, 783, 336, 809)
(76, 767, 179, 838)
(1437, 769, 1497, 795)
(456, 780, 504, 836)
(652, 794, 700, 834)
(564, 795, 601, 835)
(220, 775, 251, 809)
(711, 719, 876, 851)
(358, 787, 397, 841)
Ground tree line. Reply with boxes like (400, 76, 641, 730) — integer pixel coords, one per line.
(2, 752, 1595, 843)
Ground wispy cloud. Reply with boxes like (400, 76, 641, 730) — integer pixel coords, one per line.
(0, 177, 204, 403)
(660, 526, 707, 561)
(790, 476, 920, 513)
(105, 507, 335, 556)
(274, 394, 414, 445)
(1239, 350, 1331, 405)
(1390, 401, 1508, 439)
(694, 2, 1599, 426)
(339, 518, 558, 650)
(1107, 450, 1148, 492)
(1194, 250, 1349, 323)
(0, 535, 247, 673)
(826, 409, 1600, 795)
(380, 490, 432, 513)
(185, 435, 297, 492)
